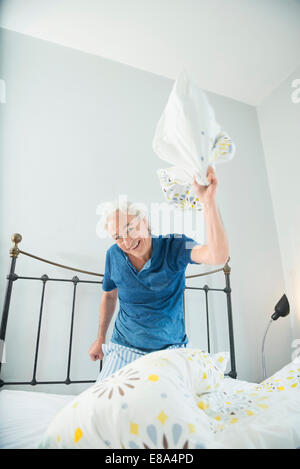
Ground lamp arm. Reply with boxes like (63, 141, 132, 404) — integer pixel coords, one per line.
(261, 318, 273, 381)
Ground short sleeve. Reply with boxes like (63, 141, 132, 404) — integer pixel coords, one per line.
(168, 234, 200, 271)
(102, 250, 117, 292)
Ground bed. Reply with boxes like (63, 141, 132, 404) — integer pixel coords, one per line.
(1, 233, 299, 449)
(1, 361, 300, 450)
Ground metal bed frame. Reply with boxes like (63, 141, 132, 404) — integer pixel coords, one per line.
(0, 233, 237, 389)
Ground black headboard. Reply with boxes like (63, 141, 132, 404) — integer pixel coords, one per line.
(0, 233, 237, 389)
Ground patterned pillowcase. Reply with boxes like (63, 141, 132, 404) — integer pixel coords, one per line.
(257, 358, 300, 392)
(157, 130, 235, 211)
(157, 169, 203, 211)
(212, 351, 229, 373)
(38, 348, 229, 449)
(190, 358, 300, 435)
(139, 348, 229, 395)
(174, 349, 229, 394)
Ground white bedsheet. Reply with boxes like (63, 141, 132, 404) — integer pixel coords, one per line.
(0, 389, 75, 449)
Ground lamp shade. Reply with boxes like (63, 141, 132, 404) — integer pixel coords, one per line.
(271, 294, 290, 321)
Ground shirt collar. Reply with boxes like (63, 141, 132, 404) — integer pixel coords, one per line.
(122, 236, 155, 272)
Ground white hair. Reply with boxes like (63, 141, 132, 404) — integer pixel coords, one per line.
(96, 199, 149, 233)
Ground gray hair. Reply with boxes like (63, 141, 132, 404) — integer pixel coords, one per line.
(96, 199, 149, 232)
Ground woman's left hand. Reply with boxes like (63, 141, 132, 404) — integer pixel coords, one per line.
(192, 166, 218, 205)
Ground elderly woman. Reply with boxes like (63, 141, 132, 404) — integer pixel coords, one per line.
(89, 166, 229, 381)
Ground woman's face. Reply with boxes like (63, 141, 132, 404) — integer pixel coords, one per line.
(106, 210, 152, 258)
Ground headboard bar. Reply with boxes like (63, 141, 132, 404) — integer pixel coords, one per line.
(0, 233, 237, 387)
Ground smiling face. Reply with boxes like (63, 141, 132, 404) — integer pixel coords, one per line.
(106, 209, 152, 259)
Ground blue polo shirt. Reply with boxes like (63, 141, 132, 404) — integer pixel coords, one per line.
(102, 233, 199, 352)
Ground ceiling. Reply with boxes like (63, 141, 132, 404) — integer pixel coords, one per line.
(1, 0, 299, 106)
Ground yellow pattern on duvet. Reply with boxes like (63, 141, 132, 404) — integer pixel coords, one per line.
(197, 361, 300, 433)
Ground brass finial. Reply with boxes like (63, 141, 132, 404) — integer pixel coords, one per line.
(10, 233, 22, 258)
(223, 256, 231, 275)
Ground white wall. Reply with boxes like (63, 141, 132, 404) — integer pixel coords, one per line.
(0, 27, 289, 393)
(0, 27, 205, 394)
(205, 91, 292, 381)
(1, 0, 300, 106)
(257, 65, 300, 350)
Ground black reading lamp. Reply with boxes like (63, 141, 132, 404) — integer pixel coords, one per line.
(262, 294, 290, 380)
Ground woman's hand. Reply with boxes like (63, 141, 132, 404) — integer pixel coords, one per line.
(192, 166, 218, 205)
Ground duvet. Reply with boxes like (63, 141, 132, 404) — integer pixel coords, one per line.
(38, 348, 300, 449)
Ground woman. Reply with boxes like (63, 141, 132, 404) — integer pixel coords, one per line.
(89, 166, 229, 381)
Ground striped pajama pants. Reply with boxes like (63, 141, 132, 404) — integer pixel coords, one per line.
(96, 341, 190, 382)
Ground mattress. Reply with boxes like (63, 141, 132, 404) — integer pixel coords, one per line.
(0, 389, 75, 449)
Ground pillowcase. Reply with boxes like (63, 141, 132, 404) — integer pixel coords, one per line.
(212, 351, 229, 373)
(257, 357, 300, 392)
(173, 348, 229, 394)
(153, 69, 235, 211)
